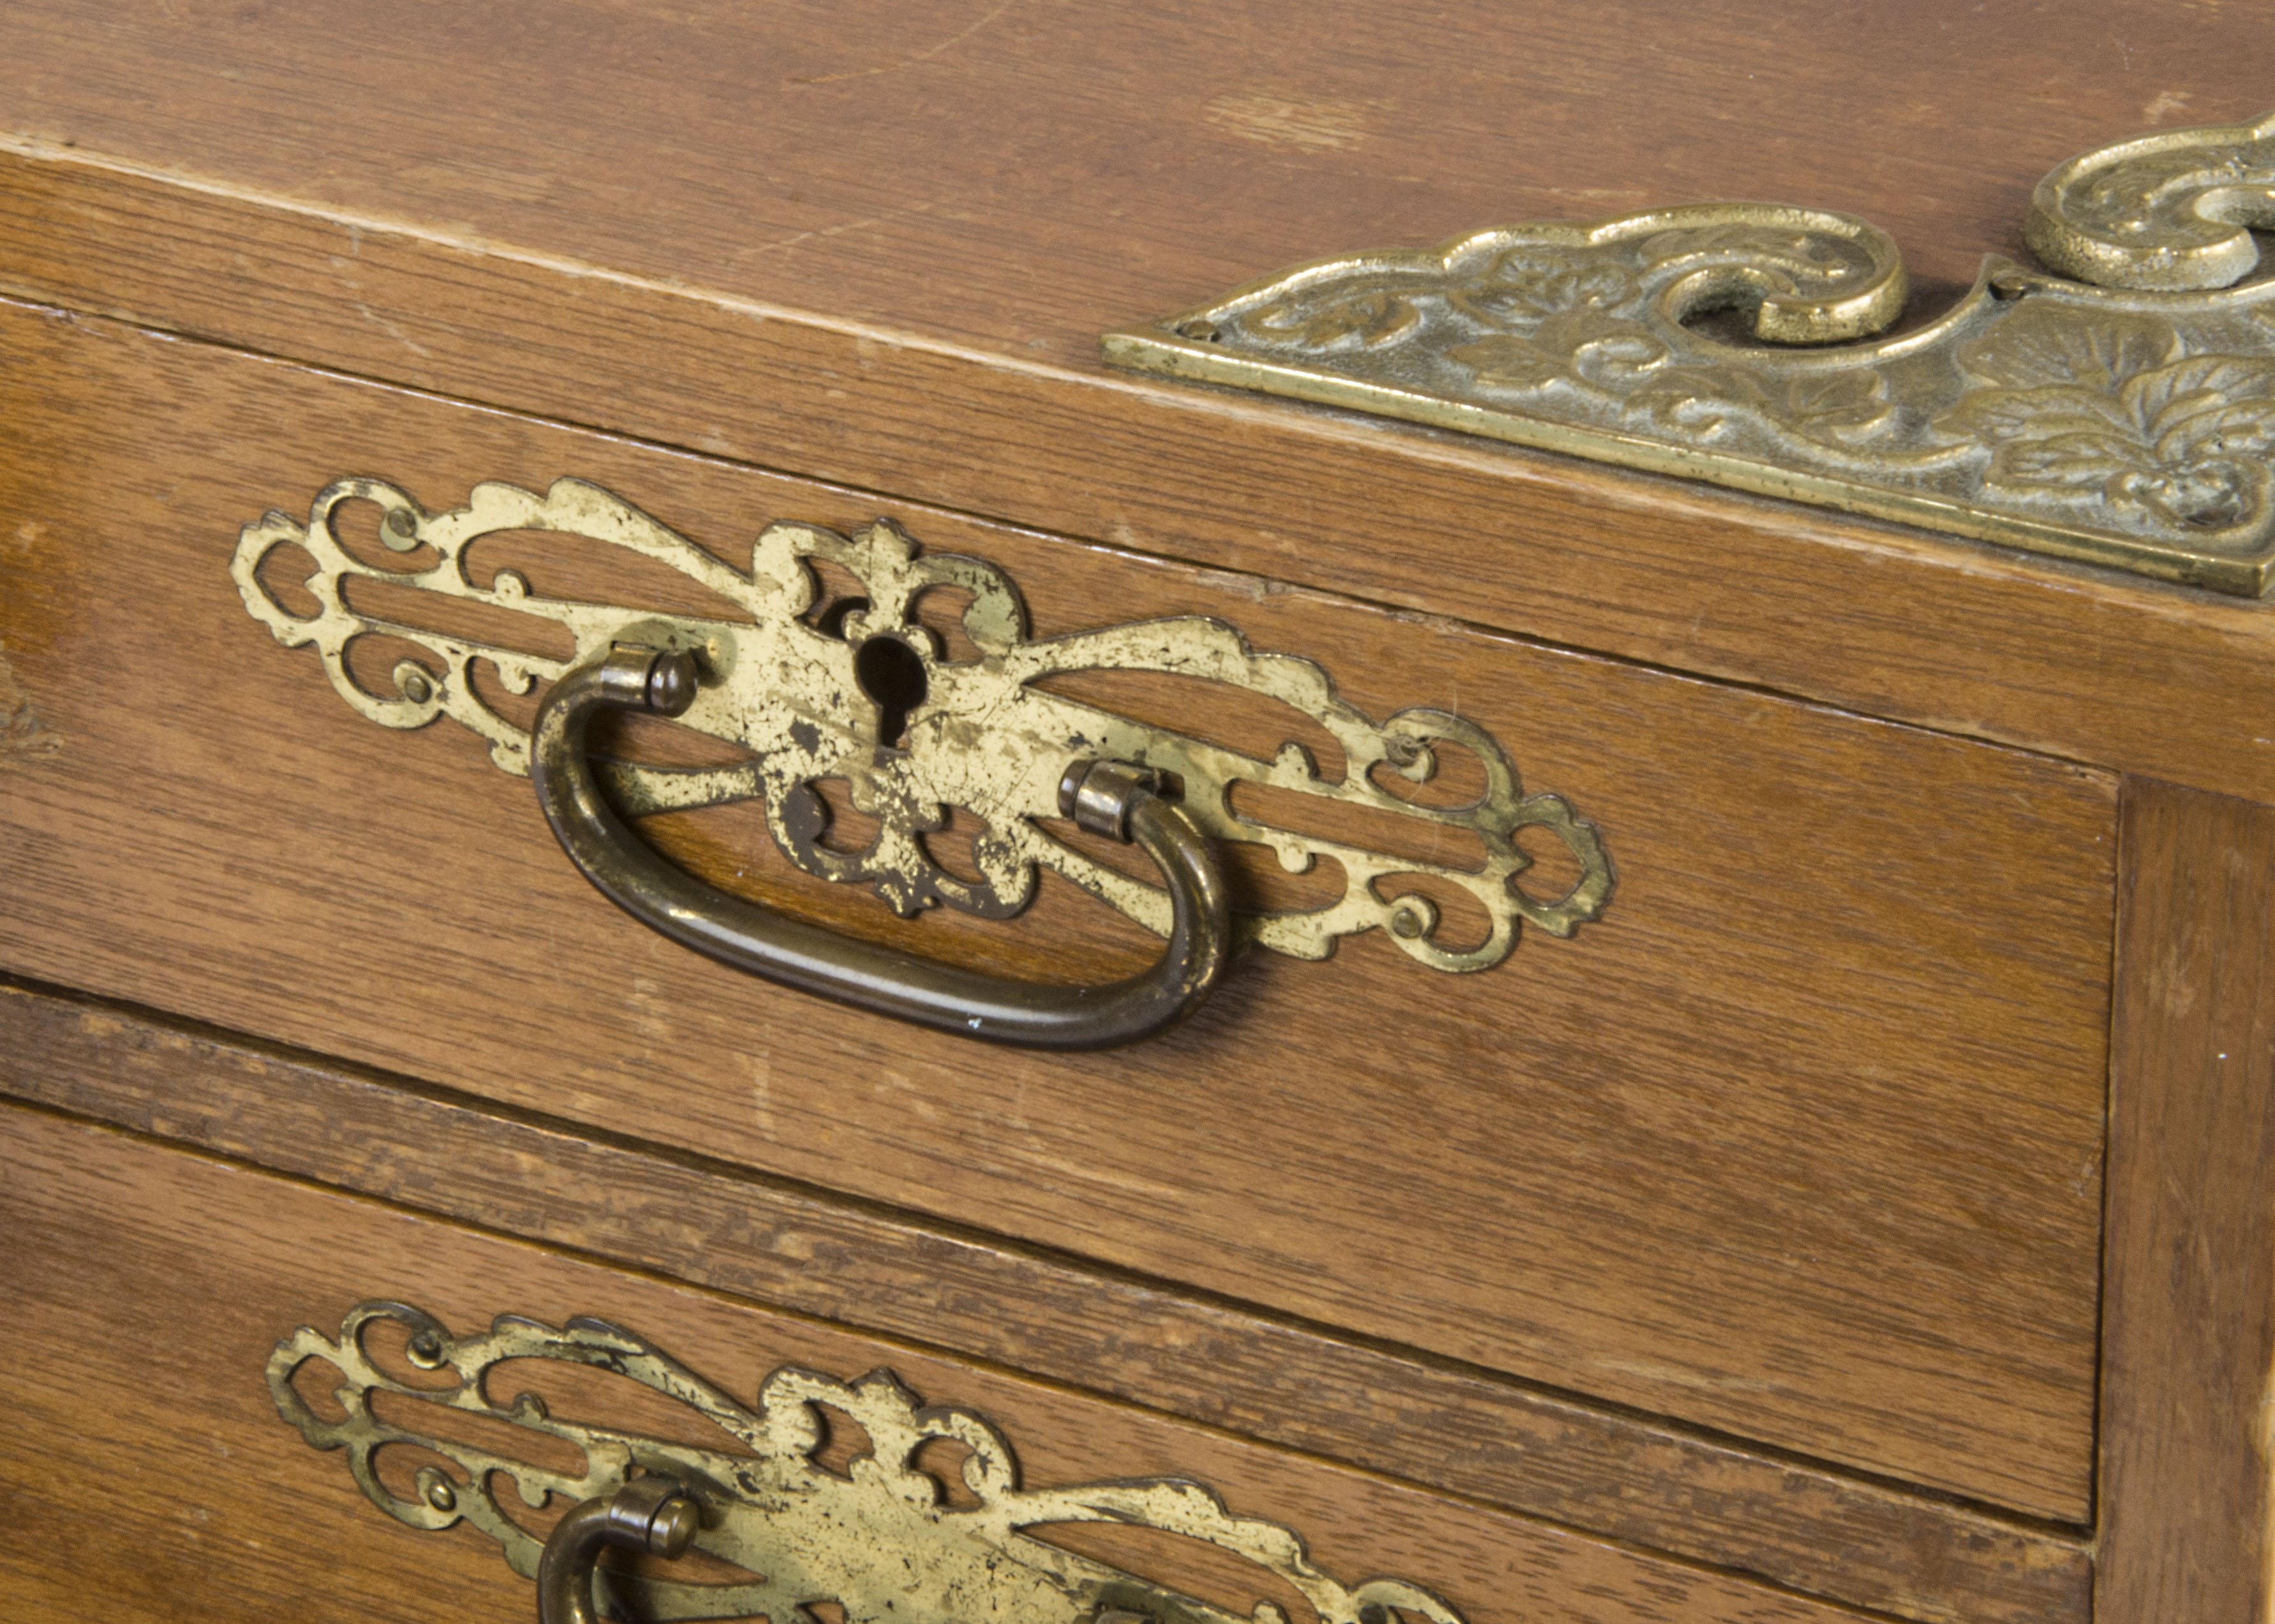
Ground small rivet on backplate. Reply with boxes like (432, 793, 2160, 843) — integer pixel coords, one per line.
(407, 1329, 446, 1366)
(1389, 904, 1427, 940)
(424, 1478, 458, 1511)
(644, 650, 700, 716)
(386, 507, 419, 538)
(399, 670, 434, 704)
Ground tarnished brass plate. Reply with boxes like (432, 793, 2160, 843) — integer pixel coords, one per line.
(1106, 110, 2275, 594)
(270, 1302, 1471, 1624)
(232, 478, 1612, 974)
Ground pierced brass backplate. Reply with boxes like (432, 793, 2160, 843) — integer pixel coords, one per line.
(232, 477, 1611, 973)
(270, 1303, 1471, 1624)
(1106, 110, 2275, 594)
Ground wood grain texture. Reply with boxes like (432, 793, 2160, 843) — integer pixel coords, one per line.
(0, 978, 2092, 1624)
(4, 24, 2275, 805)
(0, 1104, 1879, 1624)
(3, 0, 2262, 369)
(0, 297, 2119, 1517)
(2098, 779, 2275, 1623)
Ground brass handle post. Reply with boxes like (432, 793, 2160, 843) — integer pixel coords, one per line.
(535, 1477, 699, 1624)
(530, 647, 1233, 1048)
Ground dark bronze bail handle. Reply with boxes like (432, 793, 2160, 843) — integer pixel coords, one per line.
(535, 1477, 699, 1624)
(529, 646, 1233, 1049)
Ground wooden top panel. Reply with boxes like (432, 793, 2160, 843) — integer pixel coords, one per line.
(4, 6, 2274, 802)
(4, 0, 2265, 364)
(0, 300, 2114, 1517)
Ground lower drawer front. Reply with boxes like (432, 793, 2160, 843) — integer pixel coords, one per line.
(0, 297, 2116, 1517)
(0, 1104, 1869, 1624)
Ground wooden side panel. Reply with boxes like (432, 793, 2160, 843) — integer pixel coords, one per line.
(2100, 780, 2275, 1622)
(0, 979, 2094, 1624)
(0, 1104, 1876, 1624)
(0, 299, 2117, 1516)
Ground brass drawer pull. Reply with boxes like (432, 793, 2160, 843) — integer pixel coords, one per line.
(533, 646, 1231, 1049)
(272, 1302, 1471, 1624)
(232, 476, 1613, 1044)
(536, 1477, 698, 1624)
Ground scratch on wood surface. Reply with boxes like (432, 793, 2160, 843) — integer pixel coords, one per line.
(2142, 89, 2194, 125)
(71, 1007, 127, 1041)
(353, 300, 434, 360)
(788, 1, 1018, 85)
(1594, 1357, 1784, 1395)
(736, 202, 935, 262)
(1204, 91, 1386, 152)
(0, 643, 61, 758)
(395, 159, 555, 205)
(2260, 1352, 2275, 1616)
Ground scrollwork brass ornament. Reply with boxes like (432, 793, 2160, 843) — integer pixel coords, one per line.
(1106, 109, 2275, 594)
(269, 1303, 1472, 1624)
(231, 476, 1611, 975)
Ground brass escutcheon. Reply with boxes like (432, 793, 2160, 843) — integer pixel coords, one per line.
(231, 476, 1612, 1042)
(270, 1303, 1473, 1624)
(1107, 109, 2275, 594)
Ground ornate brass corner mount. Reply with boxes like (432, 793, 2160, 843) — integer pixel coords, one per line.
(232, 477, 1612, 991)
(270, 1302, 1472, 1624)
(1106, 110, 2275, 594)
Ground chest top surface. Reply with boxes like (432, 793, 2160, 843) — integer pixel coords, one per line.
(4, 0, 2260, 367)
(5, 1, 2274, 802)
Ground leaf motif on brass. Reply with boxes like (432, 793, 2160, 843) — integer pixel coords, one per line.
(1106, 109, 2275, 594)
(269, 1302, 1472, 1624)
(1938, 307, 2275, 533)
(231, 477, 1612, 971)
(2026, 110, 2275, 290)
(1249, 285, 1421, 348)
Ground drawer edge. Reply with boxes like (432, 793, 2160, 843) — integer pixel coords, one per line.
(0, 977, 2090, 1624)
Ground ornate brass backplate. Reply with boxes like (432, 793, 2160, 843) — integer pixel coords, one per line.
(1105, 110, 2275, 594)
(270, 1303, 1470, 1624)
(232, 477, 1611, 972)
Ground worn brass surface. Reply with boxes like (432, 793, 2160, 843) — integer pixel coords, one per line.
(232, 477, 1612, 974)
(533, 646, 1231, 1047)
(538, 1479, 700, 1624)
(271, 1303, 1471, 1624)
(1106, 110, 2275, 594)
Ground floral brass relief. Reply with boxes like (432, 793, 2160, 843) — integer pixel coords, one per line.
(232, 477, 1612, 973)
(269, 1302, 1471, 1624)
(1105, 110, 2275, 594)
(2026, 110, 2275, 291)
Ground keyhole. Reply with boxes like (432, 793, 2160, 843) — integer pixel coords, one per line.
(854, 635, 928, 748)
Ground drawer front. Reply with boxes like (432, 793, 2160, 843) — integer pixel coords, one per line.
(0, 1102, 1871, 1624)
(0, 296, 2116, 1517)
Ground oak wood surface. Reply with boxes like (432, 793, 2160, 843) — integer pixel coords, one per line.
(2097, 779, 2275, 1623)
(0, 1103, 1879, 1624)
(0, 297, 2119, 1517)
(0, 977, 2093, 1624)
(4, 1, 2261, 371)
(4, 13, 2275, 804)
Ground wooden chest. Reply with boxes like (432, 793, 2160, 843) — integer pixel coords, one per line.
(3, 5, 2272, 1620)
